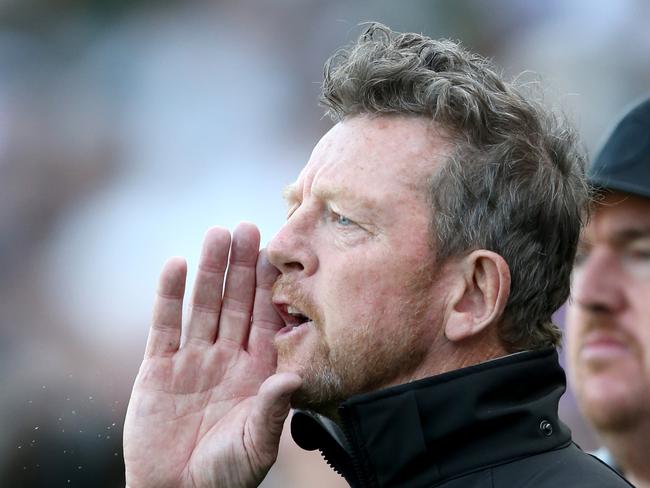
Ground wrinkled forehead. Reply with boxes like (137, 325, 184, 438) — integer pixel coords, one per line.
(293, 115, 451, 196)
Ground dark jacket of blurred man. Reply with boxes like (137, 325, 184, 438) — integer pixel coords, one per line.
(567, 96, 650, 488)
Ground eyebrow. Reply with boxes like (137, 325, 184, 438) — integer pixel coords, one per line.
(610, 227, 650, 245)
(281, 182, 378, 215)
(312, 185, 378, 213)
(580, 226, 650, 250)
(282, 183, 301, 205)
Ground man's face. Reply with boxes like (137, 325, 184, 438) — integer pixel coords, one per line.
(267, 115, 454, 411)
(567, 191, 650, 432)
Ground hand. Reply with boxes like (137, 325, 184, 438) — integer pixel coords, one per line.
(123, 223, 302, 488)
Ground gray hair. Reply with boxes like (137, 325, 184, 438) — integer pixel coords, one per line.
(320, 23, 588, 352)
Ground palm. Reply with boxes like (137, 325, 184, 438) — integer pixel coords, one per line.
(124, 224, 301, 488)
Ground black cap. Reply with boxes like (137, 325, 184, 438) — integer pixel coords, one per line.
(589, 97, 650, 199)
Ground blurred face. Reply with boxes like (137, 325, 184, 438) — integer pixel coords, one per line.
(267, 115, 454, 411)
(567, 192, 650, 432)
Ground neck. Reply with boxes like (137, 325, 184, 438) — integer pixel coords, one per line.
(416, 335, 509, 377)
(317, 339, 509, 426)
(600, 419, 650, 488)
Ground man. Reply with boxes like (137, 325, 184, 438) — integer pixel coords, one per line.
(123, 24, 631, 487)
(567, 97, 650, 488)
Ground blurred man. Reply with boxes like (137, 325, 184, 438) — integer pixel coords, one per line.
(123, 24, 631, 487)
(567, 97, 650, 488)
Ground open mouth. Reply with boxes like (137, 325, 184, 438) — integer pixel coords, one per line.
(286, 306, 311, 328)
(274, 302, 312, 332)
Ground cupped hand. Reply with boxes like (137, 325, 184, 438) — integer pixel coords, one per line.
(123, 223, 301, 488)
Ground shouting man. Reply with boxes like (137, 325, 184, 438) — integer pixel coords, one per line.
(124, 24, 631, 487)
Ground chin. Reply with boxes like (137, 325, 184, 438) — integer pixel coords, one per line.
(579, 381, 647, 432)
(289, 378, 345, 415)
(273, 355, 303, 382)
(584, 400, 645, 433)
(278, 352, 349, 412)
(289, 387, 332, 413)
(275, 342, 312, 372)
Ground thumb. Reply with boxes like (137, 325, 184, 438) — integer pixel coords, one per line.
(246, 373, 302, 464)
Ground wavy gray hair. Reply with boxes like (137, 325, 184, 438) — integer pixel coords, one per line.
(320, 23, 588, 352)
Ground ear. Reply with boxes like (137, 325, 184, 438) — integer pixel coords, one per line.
(445, 250, 511, 342)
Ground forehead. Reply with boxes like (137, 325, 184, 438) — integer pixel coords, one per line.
(584, 191, 650, 241)
(291, 115, 450, 199)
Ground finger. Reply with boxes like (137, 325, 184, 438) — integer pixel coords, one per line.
(145, 257, 187, 358)
(184, 227, 231, 345)
(247, 373, 303, 463)
(247, 249, 283, 365)
(217, 222, 260, 346)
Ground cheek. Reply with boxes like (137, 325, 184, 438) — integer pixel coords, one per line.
(325, 269, 391, 309)
(631, 298, 650, 361)
(321, 261, 397, 323)
(564, 308, 585, 361)
(564, 308, 578, 344)
(625, 284, 650, 350)
(628, 283, 650, 317)
(623, 260, 650, 280)
(317, 242, 432, 324)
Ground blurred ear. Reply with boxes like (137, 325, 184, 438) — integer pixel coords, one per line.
(445, 250, 510, 342)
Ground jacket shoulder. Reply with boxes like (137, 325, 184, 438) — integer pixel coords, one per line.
(490, 443, 633, 487)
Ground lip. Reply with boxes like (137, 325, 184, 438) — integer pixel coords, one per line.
(272, 298, 310, 328)
(271, 298, 292, 324)
(276, 320, 314, 338)
(580, 332, 630, 361)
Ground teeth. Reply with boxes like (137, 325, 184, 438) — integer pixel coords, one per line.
(287, 306, 303, 317)
(286, 305, 309, 325)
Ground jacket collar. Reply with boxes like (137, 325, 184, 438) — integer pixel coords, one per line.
(291, 348, 571, 487)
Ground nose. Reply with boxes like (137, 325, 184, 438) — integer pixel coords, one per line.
(267, 211, 318, 276)
(572, 248, 626, 314)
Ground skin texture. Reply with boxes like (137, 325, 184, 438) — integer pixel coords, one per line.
(268, 115, 508, 414)
(268, 116, 452, 412)
(123, 224, 302, 488)
(566, 191, 650, 487)
(123, 114, 511, 487)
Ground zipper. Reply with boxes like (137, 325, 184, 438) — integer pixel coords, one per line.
(338, 404, 376, 488)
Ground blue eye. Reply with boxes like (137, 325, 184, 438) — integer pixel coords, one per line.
(337, 214, 352, 226)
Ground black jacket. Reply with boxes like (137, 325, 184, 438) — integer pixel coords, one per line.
(291, 349, 632, 487)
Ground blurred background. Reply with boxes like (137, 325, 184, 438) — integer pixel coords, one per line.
(1, 0, 649, 486)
